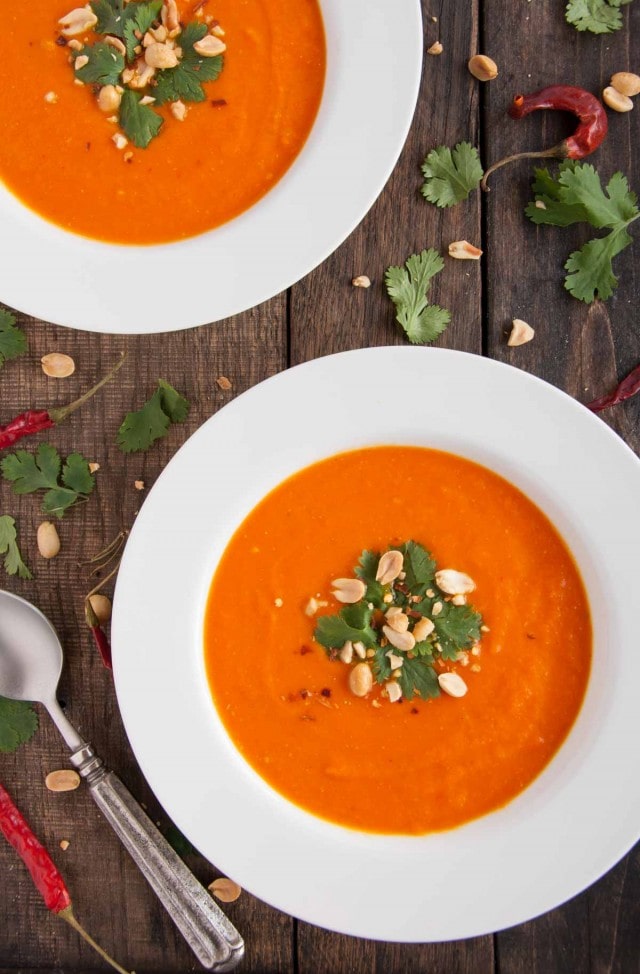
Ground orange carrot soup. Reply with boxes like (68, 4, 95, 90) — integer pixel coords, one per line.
(1, 0, 325, 244)
(204, 447, 592, 835)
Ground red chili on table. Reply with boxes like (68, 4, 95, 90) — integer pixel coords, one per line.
(0, 781, 130, 973)
(586, 363, 640, 412)
(0, 354, 125, 451)
(85, 599, 113, 669)
(481, 85, 608, 189)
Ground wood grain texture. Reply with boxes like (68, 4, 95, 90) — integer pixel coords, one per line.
(1, 0, 640, 971)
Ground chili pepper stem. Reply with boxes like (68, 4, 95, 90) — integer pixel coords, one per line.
(481, 146, 566, 191)
(48, 354, 126, 424)
(58, 906, 133, 974)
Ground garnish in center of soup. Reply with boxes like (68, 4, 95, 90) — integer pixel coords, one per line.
(204, 447, 592, 835)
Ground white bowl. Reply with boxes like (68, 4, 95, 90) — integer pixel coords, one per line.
(112, 347, 640, 940)
(0, 1, 422, 334)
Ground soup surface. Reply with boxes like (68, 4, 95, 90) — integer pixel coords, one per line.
(1, 0, 325, 244)
(204, 447, 592, 834)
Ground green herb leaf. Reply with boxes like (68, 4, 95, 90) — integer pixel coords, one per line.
(75, 42, 125, 86)
(0, 309, 28, 369)
(314, 613, 377, 651)
(526, 162, 639, 303)
(421, 142, 484, 207)
(91, 0, 126, 37)
(0, 696, 39, 753)
(385, 249, 451, 344)
(158, 379, 190, 422)
(119, 89, 163, 149)
(565, 0, 624, 33)
(122, 0, 162, 60)
(398, 540, 436, 594)
(397, 658, 440, 701)
(372, 644, 393, 683)
(0, 515, 32, 579)
(1, 445, 94, 518)
(354, 550, 385, 607)
(433, 602, 483, 661)
(154, 23, 224, 105)
(117, 380, 190, 452)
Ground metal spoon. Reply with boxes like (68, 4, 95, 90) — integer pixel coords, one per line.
(0, 589, 244, 972)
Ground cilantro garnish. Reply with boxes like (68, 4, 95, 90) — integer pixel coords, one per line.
(75, 42, 124, 86)
(0, 515, 32, 579)
(565, 0, 633, 34)
(385, 250, 451, 344)
(117, 379, 190, 452)
(154, 23, 224, 106)
(421, 142, 484, 207)
(66, 1, 227, 149)
(0, 696, 38, 753)
(313, 542, 484, 703)
(119, 89, 164, 149)
(1, 444, 95, 518)
(0, 309, 28, 369)
(526, 162, 639, 303)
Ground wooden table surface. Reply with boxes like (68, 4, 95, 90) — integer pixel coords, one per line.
(2, 1, 640, 971)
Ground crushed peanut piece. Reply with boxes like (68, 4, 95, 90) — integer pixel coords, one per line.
(508, 318, 535, 347)
(348, 662, 373, 697)
(386, 681, 402, 703)
(209, 877, 242, 903)
(44, 91, 58, 104)
(602, 86, 634, 113)
(193, 34, 226, 56)
(58, 5, 98, 37)
(216, 375, 233, 390)
(352, 275, 371, 288)
(448, 240, 482, 260)
(435, 569, 476, 595)
(427, 41, 443, 55)
(41, 352, 75, 378)
(45, 769, 81, 792)
(134, 479, 145, 490)
(610, 71, 640, 98)
(331, 577, 366, 604)
(438, 671, 468, 697)
(375, 549, 404, 585)
(59, 839, 70, 851)
(468, 54, 498, 81)
(112, 133, 128, 150)
(274, 597, 283, 607)
(88, 462, 100, 473)
(170, 100, 188, 121)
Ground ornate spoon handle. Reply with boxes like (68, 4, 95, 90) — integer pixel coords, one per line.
(70, 744, 244, 972)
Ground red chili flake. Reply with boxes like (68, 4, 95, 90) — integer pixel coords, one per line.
(299, 645, 313, 655)
(410, 707, 419, 715)
(211, 99, 227, 108)
(55, 35, 68, 46)
(299, 689, 310, 699)
(320, 688, 331, 698)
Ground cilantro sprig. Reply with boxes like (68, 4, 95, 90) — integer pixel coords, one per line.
(0, 309, 28, 369)
(0, 515, 32, 579)
(118, 379, 190, 452)
(526, 161, 639, 303)
(1, 445, 96, 518)
(0, 696, 38, 753)
(154, 23, 224, 105)
(314, 541, 483, 703)
(565, 0, 634, 34)
(385, 249, 451, 344)
(421, 142, 484, 207)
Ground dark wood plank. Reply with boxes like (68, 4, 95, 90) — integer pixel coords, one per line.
(483, 0, 640, 971)
(0, 304, 294, 972)
(291, 1, 492, 972)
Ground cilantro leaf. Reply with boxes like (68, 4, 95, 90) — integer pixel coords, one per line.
(564, 228, 633, 302)
(1, 445, 94, 518)
(91, 0, 126, 36)
(565, 0, 624, 33)
(0, 515, 32, 579)
(433, 602, 482, 661)
(398, 540, 436, 594)
(385, 250, 451, 344)
(526, 163, 639, 303)
(0, 697, 38, 753)
(154, 23, 224, 105)
(372, 645, 392, 683)
(75, 42, 125, 86)
(421, 142, 484, 207)
(0, 309, 28, 369)
(314, 612, 377, 651)
(123, 0, 162, 60)
(119, 89, 164, 149)
(158, 379, 190, 423)
(354, 550, 385, 606)
(397, 658, 440, 701)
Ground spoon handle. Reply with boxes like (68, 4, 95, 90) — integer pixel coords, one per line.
(69, 745, 244, 972)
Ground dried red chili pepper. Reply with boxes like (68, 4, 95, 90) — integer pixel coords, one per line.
(481, 85, 608, 189)
(85, 599, 113, 669)
(586, 363, 640, 412)
(0, 354, 125, 451)
(0, 781, 130, 973)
